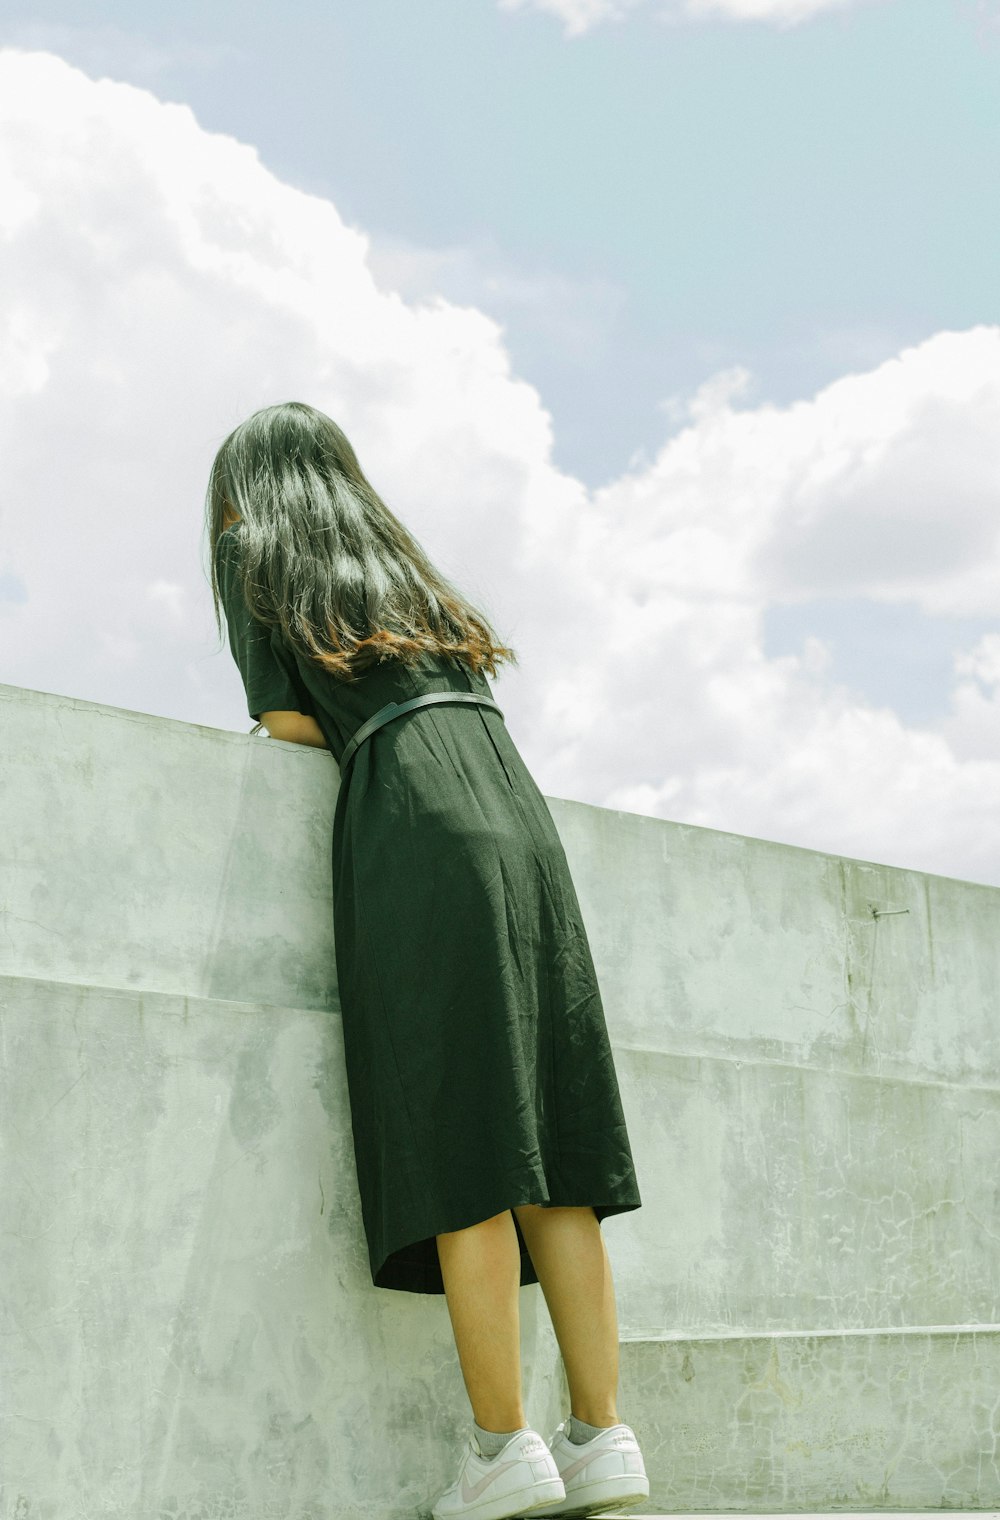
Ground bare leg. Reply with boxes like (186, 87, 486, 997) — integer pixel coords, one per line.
(436, 1209, 526, 1432)
(513, 1204, 620, 1426)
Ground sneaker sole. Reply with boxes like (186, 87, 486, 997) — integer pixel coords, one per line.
(530, 1472, 651, 1519)
(432, 1475, 566, 1520)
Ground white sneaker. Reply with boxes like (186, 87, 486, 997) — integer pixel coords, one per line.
(430, 1426, 567, 1520)
(530, 1420, 650, 1517)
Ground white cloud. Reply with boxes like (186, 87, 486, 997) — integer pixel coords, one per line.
(497, 0, 643, 38)
(736, 330, 1000, 616)
(683, 0, 876, 21)
(2, 46, 1000, 888)
(551, 329, 1000, 871)
(941, 634, 1000, 763)
(147, 580, 188, 621)
(496, 0, 880, 38)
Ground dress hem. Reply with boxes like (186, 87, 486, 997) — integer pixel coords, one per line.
(369, 1193, 642, 1295)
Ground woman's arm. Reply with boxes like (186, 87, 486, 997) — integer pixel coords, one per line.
(259, 711, 330, 749)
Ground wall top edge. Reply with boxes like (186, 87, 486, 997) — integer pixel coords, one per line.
(3, 679, 999, 895)
(619, 1323, 1000, 1345)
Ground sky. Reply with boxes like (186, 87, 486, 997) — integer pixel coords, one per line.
(1, 0, 1000, 886)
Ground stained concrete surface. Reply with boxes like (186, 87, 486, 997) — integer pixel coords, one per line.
(1, 680, 998, 1518)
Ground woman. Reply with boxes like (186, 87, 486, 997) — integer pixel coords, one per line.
(207, 401, 649, 1520)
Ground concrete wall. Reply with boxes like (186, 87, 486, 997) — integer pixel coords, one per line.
(1, 678, 998, 1519)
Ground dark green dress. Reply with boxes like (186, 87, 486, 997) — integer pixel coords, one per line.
(216, 523, 641, 1294)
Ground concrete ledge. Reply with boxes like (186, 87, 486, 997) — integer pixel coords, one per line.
(3, 681, 1000, 1515)
(619, 1331, 1000, 1513)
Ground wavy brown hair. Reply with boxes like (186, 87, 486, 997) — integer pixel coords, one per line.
(206, 401, 518, 683)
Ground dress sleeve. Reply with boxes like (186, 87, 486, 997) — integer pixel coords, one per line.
(215, 528, 314, 724)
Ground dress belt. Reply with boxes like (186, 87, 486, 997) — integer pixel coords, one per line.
(339, 691, 504, 774)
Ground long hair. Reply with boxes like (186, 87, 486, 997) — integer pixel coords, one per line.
(206, 401, 518, 683)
